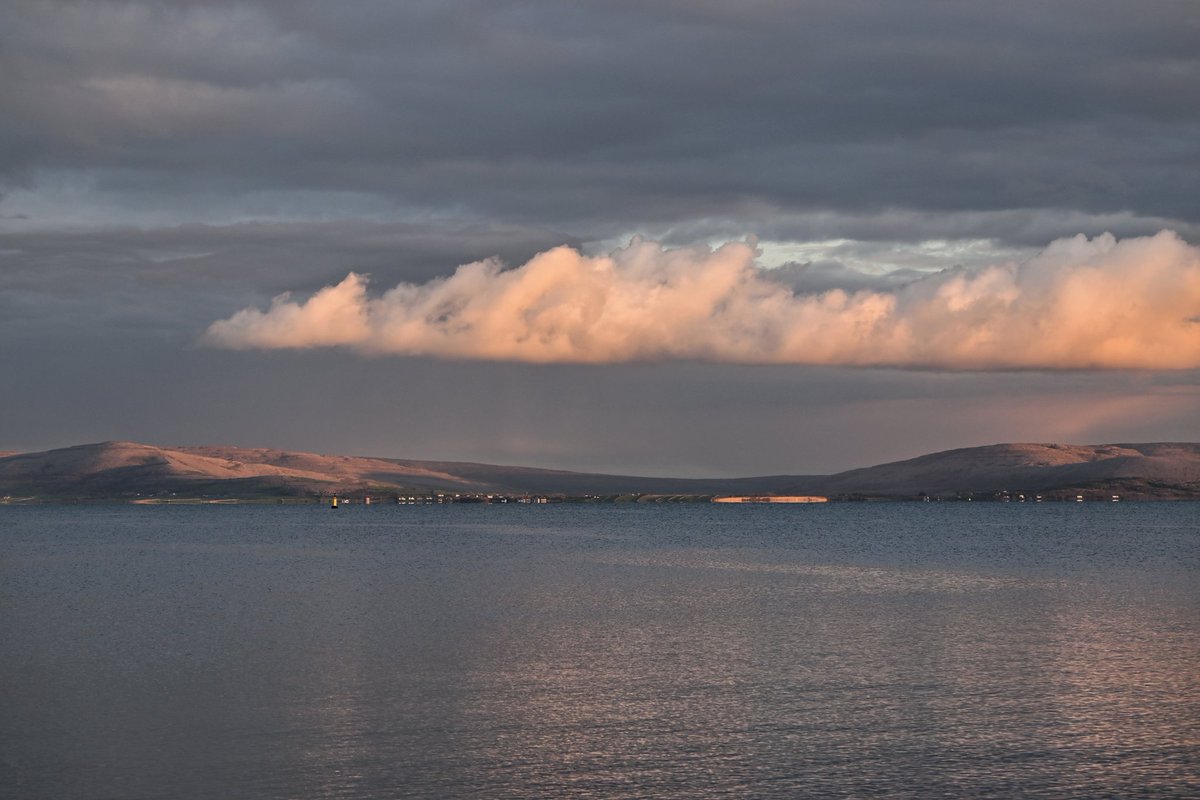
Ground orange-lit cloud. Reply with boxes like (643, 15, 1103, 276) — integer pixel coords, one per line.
(205, 230, 1200, 369)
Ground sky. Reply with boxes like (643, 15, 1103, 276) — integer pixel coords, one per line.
(2, 0, 1198, 476)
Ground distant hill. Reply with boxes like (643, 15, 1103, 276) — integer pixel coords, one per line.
(1, 441, 1198, 501)
(801, 442, 1200, 499)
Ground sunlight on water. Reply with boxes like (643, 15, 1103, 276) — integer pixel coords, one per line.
(591, 550, 1044, 593)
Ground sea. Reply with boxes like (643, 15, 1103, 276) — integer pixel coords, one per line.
(1, 501, 1198, 799)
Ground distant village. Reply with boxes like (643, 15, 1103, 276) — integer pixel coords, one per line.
(315, 489, 1127, 507)
(0, 489, 1141, 505)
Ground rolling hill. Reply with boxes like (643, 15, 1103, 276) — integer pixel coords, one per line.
(1, 441, 1198, 501)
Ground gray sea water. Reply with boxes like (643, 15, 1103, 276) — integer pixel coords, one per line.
(1, 502, 1198, 799)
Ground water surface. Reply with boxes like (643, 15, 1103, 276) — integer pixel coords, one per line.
(2, 502, 1198, 798)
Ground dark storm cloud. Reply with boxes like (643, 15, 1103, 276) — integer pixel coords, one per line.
(3, 0, 1198, 241)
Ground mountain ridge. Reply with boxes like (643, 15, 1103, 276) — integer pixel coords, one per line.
(1, 440, 1198, 501)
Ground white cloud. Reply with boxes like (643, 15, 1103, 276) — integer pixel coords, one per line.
(205, 230, 1200, 370)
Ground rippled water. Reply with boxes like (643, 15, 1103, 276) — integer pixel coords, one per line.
(2, 502, 1198, 798)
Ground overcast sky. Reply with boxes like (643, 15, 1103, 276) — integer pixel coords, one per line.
(2, 0, 1197, 475)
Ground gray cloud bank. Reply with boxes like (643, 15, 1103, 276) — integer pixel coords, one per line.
(3, 1, 1199, 243)
(206, 231, 1200, 370)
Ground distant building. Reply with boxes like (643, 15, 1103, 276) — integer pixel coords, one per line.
(712, 495, 827, 504)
